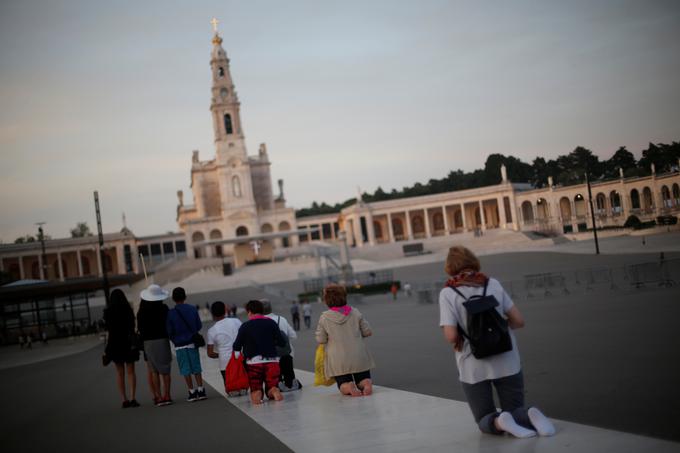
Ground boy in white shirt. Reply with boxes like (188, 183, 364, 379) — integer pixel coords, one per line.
(262, 300, 301, 391)
(206, 301, 242, 384)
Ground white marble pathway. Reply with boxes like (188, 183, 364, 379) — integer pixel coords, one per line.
(196, 348, 679, 453)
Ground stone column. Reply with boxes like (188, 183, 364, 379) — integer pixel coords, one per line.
(405, 210, 412, 240)
(345, 219, 355, 246)
(442, 206, 450, 234)
(19, 256, 25, 280)
(353, 216, 364, 247)
(77, 249, 83, 277)
(57, 252, 64, 281)
(479, 200, 487, 231)
(387, 213, 394, 242)
(423, 209, 431, 238)
(460, 204, 468, 231)
(497, 197, 507, 228)
(115, 246, 125, 274)
(172, 241, 177, 259)
(366, 212, 376, 245)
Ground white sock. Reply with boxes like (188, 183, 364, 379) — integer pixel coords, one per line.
(496, 412, 537, 438)
(528, 407, 555, 436)
(197, 386, 204, 392)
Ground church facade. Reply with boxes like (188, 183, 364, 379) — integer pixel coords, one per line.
(176, 30, 297, 267)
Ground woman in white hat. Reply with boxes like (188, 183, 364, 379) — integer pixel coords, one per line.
(137, 284, 173, 406)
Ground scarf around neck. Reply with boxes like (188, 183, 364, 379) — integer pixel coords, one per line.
(330, 305, 352, 316)
(446, 270, 488, 288)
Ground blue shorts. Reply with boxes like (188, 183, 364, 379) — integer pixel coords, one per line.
(176, 347, 202, 376)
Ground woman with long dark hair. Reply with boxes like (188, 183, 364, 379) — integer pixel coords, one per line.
(103, 289, 140, 408)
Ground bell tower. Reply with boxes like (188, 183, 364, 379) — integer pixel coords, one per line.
(209, 19, 247, 160)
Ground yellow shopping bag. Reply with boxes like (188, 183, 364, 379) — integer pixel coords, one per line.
(314, 344, 335, 386)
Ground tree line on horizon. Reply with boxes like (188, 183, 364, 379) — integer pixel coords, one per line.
(295, 141, 680, 218)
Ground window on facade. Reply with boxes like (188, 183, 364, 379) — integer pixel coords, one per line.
(218, 67, 225, 77)
(224, 114, 233, 135)
(232, 175, 242, 198)
(220, 87, 228, 99)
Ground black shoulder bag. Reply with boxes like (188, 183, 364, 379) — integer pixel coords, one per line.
(176, 308, 206, 348)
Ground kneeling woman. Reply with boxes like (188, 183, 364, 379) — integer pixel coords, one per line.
(439, 246, 555, 438)
(315, 284, 375, 396)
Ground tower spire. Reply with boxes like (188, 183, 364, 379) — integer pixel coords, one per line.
(210, 17, 223, 44)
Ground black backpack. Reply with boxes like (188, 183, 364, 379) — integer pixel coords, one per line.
(449, 279, 512, 359)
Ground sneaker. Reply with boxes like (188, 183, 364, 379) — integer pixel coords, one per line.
(129, 399, 140, 408)
(157, 397, 173, 406)
(187, 390, 198, 402)
(196, 388, 207, 400)
(121, 400, 131, 409)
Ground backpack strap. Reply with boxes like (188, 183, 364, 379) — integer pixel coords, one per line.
(449, 278, 490, 342)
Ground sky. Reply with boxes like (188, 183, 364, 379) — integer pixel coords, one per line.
(1, 0, 679, 242)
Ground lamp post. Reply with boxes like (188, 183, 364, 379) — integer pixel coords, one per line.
(35, 222, 48, 279)
(585, 169, 600, 255)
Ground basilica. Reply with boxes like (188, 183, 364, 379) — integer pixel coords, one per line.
(175, 28, 297, 267)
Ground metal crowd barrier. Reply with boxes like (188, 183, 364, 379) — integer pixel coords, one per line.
(525, 272, 570, 298)
(574, 267, 617, 291)
(625, 261, 675, 288)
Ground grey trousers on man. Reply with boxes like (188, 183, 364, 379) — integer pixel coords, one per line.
(460, 371, 533, 434)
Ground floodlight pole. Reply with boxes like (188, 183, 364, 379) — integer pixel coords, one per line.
(585, 169, 600, 255)
(94, 191, 111, 306)
(36, 222, 48, 279)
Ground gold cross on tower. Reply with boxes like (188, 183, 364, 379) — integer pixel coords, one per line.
(210, 17, 219, 33)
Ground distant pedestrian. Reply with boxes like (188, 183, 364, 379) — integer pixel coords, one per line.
(18, 334, 24, 349)
(41, 331, 48, 344)
(315, 284, 374, 397)
(439, 246, 555, 438)
(302, 302, 312, 329)
(103, 289, 140, 408)
(262, 300, 301, 391)
(390, 282, 399, 300)
(232, 300, 286, 405)
(137, 284, 173, 407)
(207, 301, 242, 386)
(230, 304, 237, 318)
(404, 282, 412, 298)
(290, 301, 300, 331)
(167, 287, 207, 402)
(26, 333, 33, 349)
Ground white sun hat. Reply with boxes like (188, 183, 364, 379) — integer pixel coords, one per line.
(140, 284, 169, 302)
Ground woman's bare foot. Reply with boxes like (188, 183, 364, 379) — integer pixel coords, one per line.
(340, 382, 363, 397)
(250, 390, 263, 405)
(268, 388, 284, 401)
(357, 379, 373, 396)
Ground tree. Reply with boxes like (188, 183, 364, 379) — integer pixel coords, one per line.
(70, 222, 93, 238)
(604, 146, 637, 178)
(14, 235, 36, 244)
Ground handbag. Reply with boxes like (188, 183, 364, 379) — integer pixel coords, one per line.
(275, 316, 292, 357)
(175, 307, 206, 348)
(225, 352, 250, 396)
(314, 344, 335, 386)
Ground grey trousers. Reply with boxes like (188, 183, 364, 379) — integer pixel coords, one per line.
(460, 371, 533, 434)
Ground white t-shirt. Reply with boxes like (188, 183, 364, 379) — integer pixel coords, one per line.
(265, 313, 297, 356)
(439, 278, 521, 384)
(207, 317, 242, 370)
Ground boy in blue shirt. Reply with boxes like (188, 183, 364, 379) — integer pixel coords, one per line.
(166, 287, 207, 402)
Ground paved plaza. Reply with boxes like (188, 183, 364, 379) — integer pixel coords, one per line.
(2, 233, 680, 452)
